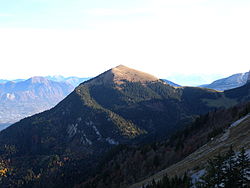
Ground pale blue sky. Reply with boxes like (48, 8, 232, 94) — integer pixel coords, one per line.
(0, 0, 148, 28)
(0, 0, 249, 85)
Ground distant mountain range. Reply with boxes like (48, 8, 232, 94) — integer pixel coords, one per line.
(201, 71, 249, 91)
(0, 77, 74, 126)
(0, 65, 249, 187)
(0, 76, 92, 129)
(0, 76, 91, 87)
(45, 75, 91, 87)
(2, 71, 250, 92)
(0, 79, 9, 84)
(1, 75, 177, 87)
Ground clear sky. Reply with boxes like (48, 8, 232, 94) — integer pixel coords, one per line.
(0, 0, 249, 85)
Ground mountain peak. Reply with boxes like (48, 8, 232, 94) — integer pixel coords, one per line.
(27, 76, 49, 84)
(88, 65, 159, 85)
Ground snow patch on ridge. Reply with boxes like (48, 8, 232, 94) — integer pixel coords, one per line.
(191, 169, 206, 187)
(77, 117, 82, 122)
(85, 121, 94, 126)
(80, 134, 93, 145)
(219, 113, 250, 142)
(6, 93, 15, 100)
(246, 149, 250, 158)
(230, 114, 250, 128)
(67, 123, 78, 137)
(106, 137, 119, 145)
(93, 125, 102, 140)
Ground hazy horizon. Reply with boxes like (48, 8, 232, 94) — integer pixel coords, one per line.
(0, 67, 247, 86)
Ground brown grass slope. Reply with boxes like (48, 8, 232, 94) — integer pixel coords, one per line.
(87, 65, 159, 86)
(130, 114, 250, 188)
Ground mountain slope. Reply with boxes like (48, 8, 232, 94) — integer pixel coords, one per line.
(201, 71, 249, 91)
(0, 66, 249, 187)
(224, 79, 250, 102)
(130, 111, 250, 188)
(78, 101, 250, 188)
(0, 77, 74, 124)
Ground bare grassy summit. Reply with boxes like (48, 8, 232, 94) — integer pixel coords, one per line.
(88, 65, 159, 85)
(112, 65, 159, 84)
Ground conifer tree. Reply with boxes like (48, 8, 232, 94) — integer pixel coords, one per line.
(199, 147, 250, 188)
(237, 147, 250, 188)
(223, 146, 239, 188)
(161, 173, 170, 187)
(201, 154, 225, 187)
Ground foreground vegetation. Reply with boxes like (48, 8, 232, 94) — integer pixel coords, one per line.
(145, 147, 250, 188)
(198, 147, 250, 188)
